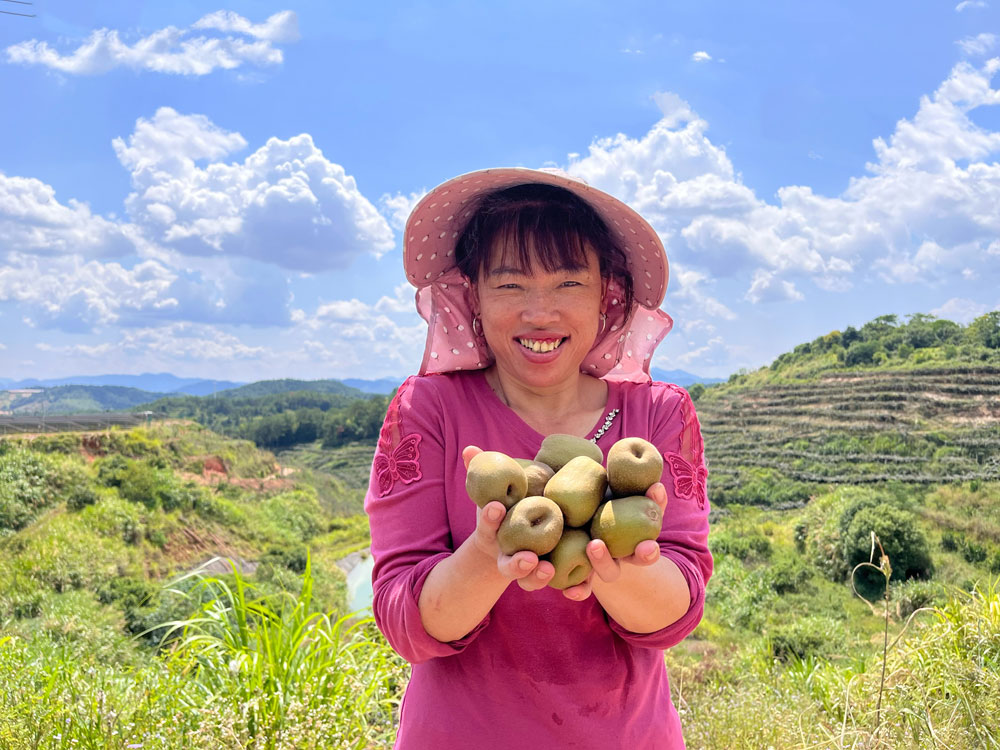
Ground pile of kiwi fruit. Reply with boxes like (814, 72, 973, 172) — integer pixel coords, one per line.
(465, 434, 664, 590)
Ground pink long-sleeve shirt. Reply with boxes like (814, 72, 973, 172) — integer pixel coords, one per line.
(364, 370, 712, 749)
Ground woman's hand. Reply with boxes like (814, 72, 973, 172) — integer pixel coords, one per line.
(560, 481, 669, 602)
(463, 445, 555, 591)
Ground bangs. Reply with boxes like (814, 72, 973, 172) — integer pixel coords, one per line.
(481, 202, 594, 276)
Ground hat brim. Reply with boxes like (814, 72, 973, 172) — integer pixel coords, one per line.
(403, 167, 668, 309)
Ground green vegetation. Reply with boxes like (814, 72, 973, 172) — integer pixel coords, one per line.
(3, 312, 1000, 748)
(1, 384, 163, 415)
(142, 390, 391, 450)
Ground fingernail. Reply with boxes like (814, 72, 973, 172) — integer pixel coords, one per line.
(518, 559, 532, 571)
(487, 507, 501, 522)
(592, 546, 604, 560)
(536, 569, 548, 579)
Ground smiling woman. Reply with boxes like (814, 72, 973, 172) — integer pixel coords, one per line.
(364, 167, 712, 749)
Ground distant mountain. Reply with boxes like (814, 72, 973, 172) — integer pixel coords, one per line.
(650, 368, 725, 387)
(0, 373, 244, 394)
(3, 385, 164, 415)
(211, 379, 368, 399)
(340, 377, 405, 394)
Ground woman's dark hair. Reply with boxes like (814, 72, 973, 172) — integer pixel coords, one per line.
(455, 184, 635, 315)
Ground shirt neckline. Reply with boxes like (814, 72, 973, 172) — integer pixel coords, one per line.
(472, 369, 623, 443)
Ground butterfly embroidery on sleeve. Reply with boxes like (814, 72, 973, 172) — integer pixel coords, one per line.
(374, 433, 423, 497)
(665, 452, 707, 509)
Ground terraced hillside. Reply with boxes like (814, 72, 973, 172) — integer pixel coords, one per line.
(696, 365, 1000, 504)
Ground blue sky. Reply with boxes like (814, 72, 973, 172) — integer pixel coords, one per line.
(1, 1, 998, 382)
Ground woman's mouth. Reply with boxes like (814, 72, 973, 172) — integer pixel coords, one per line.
(517, 337, 566, 353)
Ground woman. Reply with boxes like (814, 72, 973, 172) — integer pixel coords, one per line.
(365, 168, 712, 749)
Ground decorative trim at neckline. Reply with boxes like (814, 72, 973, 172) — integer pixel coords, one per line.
(590, 408, 620, 443)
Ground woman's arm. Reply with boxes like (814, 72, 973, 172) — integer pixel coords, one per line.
(418, 447, 556, 643)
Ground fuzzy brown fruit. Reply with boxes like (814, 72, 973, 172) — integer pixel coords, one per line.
(534, 434, 604, 473)
(589, 496, 663, 558)
(497, 496, 564, 556)
(465, 451, 528, 509)
(545, 529, 593, 590)
(607, 437, 664, 497)
(543, 455, 608, 527)
(513, 458, 556, 497)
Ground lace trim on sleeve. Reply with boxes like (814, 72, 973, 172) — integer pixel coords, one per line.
(662, 383, 707, 509)
(373, 378, 423, 497)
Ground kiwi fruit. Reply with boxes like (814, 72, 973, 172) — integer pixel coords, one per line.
(589, 496, 663, 558)
(513, 458, 556, 497)
(545, 529, 593, 589)
(607, 437, 663, 497)
(496, 496, 564, 556)
(534, 433, 604, 473)
(465, 451, 528, 509)
(543, 455, 608, 527)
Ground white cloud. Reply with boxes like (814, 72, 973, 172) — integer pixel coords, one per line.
(4, 10, 296, 76)
(931, 297, 995, 323)
(955, 0, 988, 10)
(0, 172, 133, 258)
(379, 190, 427, 231)
(191, 10, 300, 43)
(0, 254, 175, 332)
(38, 323, 268, 361)
(114, 107, 395, 271)
(958, 33, 999, 57)
(564, 58, 1000, 301)
(744, 269, 805, 304)
(691, 51, 712, 63)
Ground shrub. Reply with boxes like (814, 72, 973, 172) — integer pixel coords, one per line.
(710, 530, 772, 562)
(768, 554, 812, 595)
(844, 504, 933, 594)
(768, 616, 841, 661)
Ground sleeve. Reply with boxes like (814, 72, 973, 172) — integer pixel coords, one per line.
(363, 375, 491, 664)
(607, 382, 713, 650)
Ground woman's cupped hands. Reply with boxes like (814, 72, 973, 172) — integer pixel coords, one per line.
(462, 445, 668, 600)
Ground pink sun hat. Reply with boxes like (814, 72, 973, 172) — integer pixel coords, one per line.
(404, 167, 673, 381)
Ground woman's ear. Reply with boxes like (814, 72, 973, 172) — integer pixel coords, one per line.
(600, 277, 610, 314)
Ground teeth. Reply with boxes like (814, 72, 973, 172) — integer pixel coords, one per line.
(519, 338, 564, 353)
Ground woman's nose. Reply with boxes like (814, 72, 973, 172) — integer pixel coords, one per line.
(520, 291, 560, 324)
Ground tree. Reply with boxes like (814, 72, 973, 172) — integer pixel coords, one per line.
(967, 311, 1000, 349)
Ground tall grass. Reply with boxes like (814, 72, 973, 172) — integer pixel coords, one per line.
(671, 578, 1000, 749)
(157, 555, 404, 749)
(0, 559, 407, 749)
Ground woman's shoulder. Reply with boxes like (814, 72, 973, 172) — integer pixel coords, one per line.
(614, 377, 693, 411)
(395, 371, 483, 407)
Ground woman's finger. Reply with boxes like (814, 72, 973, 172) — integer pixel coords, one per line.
(621, 539, 661, 567)
(517, 559, 556, 591)
(586, 539, 622, 583)
(645, 481, 668, 514)
(462, 444, 484, 470)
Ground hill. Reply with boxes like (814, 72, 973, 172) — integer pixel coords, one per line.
(212, 378, 368, 399)
(0, 373, 244, 394)
(692, 312, 1000, 506)
(0, 385, 164, 415)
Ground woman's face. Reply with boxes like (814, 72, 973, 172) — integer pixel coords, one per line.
(474, 242, 607, 390)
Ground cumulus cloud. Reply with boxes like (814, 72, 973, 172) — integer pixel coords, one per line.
(114, 107, 395, 271)
(5, 10, 296, 75)
(691, 51, 712, 63)
(380, 190, 427, 231)
(0, 172, 133, 258)
(565, 58, 1000, 305)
